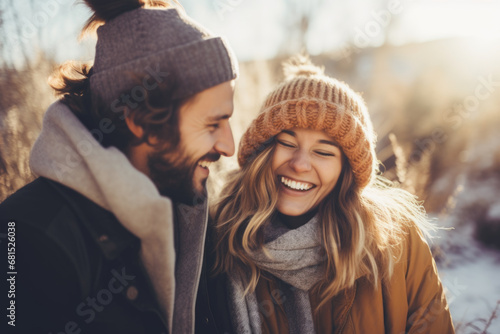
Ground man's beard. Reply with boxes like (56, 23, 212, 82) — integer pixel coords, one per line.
(147, 149, 220, 206)
(147, 149, 200, 205)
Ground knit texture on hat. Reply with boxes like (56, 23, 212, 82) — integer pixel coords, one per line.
(238, 58, 377, 189)
(90, 7, 239, 107)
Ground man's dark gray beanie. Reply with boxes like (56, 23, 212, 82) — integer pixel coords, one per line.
(89, 7, 239, 107)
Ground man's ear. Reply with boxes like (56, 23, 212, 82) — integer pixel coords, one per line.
(125, 114, 144, 139)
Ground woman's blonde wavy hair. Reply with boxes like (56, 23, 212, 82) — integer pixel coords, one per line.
(213, 139, 435, 310)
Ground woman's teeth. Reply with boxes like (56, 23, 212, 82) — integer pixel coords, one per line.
(280, 176, 313, 191)
(198, 160, 214, 168)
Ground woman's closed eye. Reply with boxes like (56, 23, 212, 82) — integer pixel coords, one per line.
(276, 139, 296, 148)
(315, 151, 336, 157)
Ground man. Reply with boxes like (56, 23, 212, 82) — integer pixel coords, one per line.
(0, 1, 238, 333)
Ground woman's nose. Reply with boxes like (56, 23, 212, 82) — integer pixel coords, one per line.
(289, 150, 312, 173)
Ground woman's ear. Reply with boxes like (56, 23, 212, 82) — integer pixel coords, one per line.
(125, 114, 144, 139)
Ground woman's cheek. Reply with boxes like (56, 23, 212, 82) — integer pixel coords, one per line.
(271, 148, 288, 170)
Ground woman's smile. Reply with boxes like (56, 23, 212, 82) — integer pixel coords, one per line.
(279, 175, 316, 192)
(271, 128, 343, 216)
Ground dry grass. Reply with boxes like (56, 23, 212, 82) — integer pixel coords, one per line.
(455, 300, 500, 334)
(1, 46, 500, 332)
(0, 54, 56, 201)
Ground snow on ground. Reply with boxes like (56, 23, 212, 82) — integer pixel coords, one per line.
(432, 219, 500, 334)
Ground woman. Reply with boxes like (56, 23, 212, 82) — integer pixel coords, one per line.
(211, 56, 455, 333)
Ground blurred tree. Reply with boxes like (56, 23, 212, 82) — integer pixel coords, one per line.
(0, 5, 4, 69)
(3, 0, 31, 68)
(0, 1, 56, 201)
(278, 0, 325, 56)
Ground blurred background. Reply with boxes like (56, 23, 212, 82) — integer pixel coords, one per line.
(1, 0, 500, 332)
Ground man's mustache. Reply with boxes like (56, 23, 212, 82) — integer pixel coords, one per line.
(198, 152, 221, 163)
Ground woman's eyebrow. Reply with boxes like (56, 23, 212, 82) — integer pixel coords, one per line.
(281, 129, 339, 147)
(281, 129, 296, 137)
(318, 139, 339, 148)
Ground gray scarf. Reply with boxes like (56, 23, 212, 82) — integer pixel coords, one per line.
(228, 215, 325, 334)
(29, 101, 208, 334)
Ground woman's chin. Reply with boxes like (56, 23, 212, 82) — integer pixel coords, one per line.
(276, 202, 310, 216)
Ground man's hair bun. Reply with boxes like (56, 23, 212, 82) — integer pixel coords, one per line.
(81, 0, 172, 37)
(283, 54, 325, 80)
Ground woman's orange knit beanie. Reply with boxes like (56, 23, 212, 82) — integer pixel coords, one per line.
(238, 56, 378, 189)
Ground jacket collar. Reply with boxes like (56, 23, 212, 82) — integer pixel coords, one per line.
(46, 178, 139, 260)
(333, 281, 357, 334)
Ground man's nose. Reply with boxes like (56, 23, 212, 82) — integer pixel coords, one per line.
(214, 121, 235, 157)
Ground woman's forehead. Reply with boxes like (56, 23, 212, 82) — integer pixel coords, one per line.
(278, 128, 340, 147)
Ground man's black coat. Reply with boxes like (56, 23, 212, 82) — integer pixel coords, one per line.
(0, 177, 228, 333)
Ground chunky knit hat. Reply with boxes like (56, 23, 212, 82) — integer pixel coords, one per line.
(84, 0, 239, 107)
(238, 57, 377, 189)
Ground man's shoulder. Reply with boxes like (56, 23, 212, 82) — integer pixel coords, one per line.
(0, 177, 109, 250)
(0, 177, 118, 250)
(0, 177, 68, 230)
